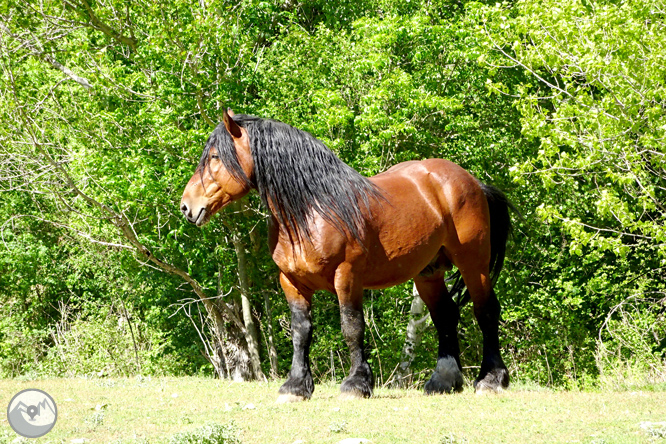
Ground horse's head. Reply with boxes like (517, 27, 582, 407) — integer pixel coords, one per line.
(180, 109, 254, 226)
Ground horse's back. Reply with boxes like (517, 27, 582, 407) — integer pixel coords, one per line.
(370, 158, 485, 224)
(361, 158, 490, 288)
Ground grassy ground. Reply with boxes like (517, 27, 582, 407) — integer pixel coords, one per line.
(1, 377, 665, 443)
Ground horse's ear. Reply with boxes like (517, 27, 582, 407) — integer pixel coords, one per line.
(227, 108, 235, 117)
(223, 109, 242, 139)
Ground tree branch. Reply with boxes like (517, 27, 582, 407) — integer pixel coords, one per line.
(3, 51, 248, 336)
(196, 90, 216, 126)
(0, 21, 92, 89)
(65, 0, 138, 51)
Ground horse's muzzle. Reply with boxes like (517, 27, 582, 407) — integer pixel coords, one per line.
(180, 201, 207, 226)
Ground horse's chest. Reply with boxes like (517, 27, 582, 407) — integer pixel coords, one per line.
(272, 248, 320, 274)
(270, 239, 337, 281)
(268, 221, 345, 288)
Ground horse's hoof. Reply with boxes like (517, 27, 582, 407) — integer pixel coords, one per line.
(474, 381, 503, 394)
(339, 387, 371, 399)
(278, 371, 314, 401)
(340, 376, 373, 398)
(474, 367, 509, 394)
(424, 357, 463, 395)
(276, 393, 308, 403)
(425, 379, 463, 395)
(339, 391, 367, 400)
(340, 362, 373, 399)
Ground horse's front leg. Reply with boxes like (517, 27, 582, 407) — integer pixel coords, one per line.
(335, 264, 374, 398)
(277, 272, 315, 403)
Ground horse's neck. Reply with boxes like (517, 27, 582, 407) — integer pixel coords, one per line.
(267, 213, 308, 250)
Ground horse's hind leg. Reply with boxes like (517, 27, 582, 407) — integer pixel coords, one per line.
(335, 264, 374, 398)
(460, 268, 509, 392)
(414, 274, 464, 394)
(277, 273, 315, 403)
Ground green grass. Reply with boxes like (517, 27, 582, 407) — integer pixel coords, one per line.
(1, 377, 665, 443)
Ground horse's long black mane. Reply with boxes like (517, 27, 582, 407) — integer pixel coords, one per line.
(199, 114, 383, 244)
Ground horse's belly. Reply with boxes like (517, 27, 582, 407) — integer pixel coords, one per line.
(362, 266, 422, 289)
(362, 237, 446, 289)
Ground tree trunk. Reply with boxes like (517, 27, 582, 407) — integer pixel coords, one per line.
(394, 282, 429, 387)
(221, 300, 254, 381)
(230, 201, 266, 381)
(263, 290, 280, 378)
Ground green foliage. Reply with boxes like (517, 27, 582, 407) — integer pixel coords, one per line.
(39, 304, 186, 377)
(596, 296, 666, 390)
(472, 0, 666, 385)
(0, 0, 664, 389)
(169, 423, 240, 444)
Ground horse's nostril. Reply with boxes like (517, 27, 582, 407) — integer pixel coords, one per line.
(181, 203, 189, 216)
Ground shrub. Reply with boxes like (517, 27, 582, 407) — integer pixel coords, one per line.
(38, 303, 187, 377)
(169, 423, 240, 444)
(596, 296, 666, 390)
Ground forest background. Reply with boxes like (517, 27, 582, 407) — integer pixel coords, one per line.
(0, 0, 664, 390)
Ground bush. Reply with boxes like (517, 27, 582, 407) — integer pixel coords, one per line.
(169, 423, 240, 444)
(38, 303, 187, 377)
(596, 296, 666, 390)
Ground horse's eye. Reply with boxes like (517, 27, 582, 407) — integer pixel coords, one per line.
(211, 154, 220, 160)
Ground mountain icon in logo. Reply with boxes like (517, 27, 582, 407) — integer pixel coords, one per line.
(7, 389, 57, 438)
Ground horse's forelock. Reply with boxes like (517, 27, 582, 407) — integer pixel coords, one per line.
(197, 123, 250, 187)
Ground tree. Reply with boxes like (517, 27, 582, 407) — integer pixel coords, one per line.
(0, 0, 271, 379)
(2, 0, 662, 388)
(473, 0, 666, 383)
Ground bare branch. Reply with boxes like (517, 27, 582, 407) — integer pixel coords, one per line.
(65, 0, 138, 51)
(0, 21, 92, 89)
(2, 48, 248, 336)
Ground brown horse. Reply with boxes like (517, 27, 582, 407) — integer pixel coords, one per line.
(181, 109, 513, 401)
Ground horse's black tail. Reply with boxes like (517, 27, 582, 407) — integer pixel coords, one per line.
(450, 182, 516, 306)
